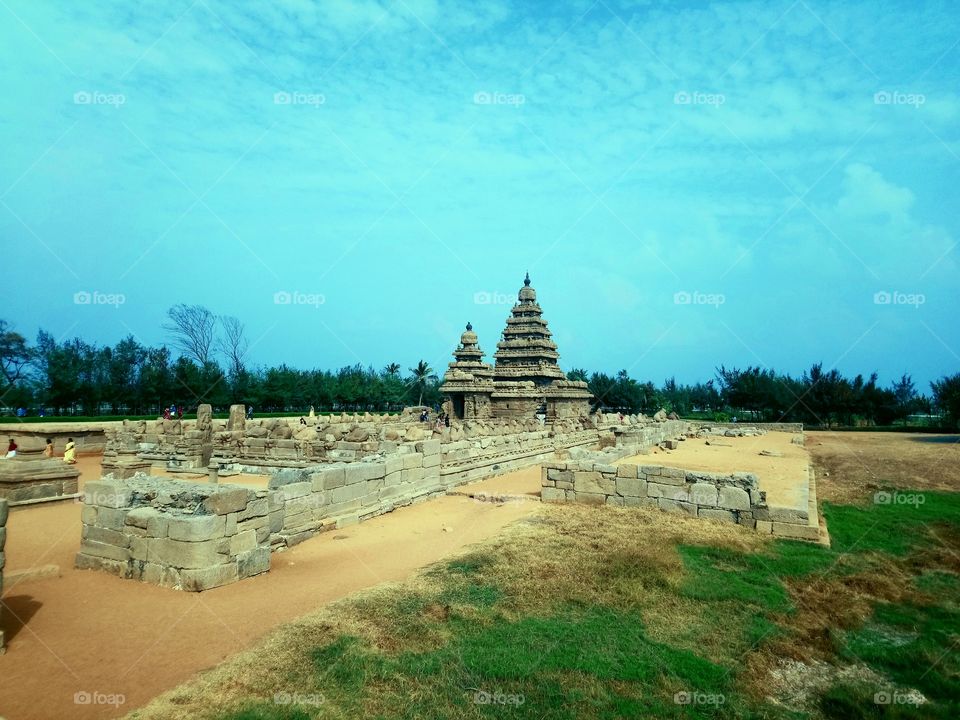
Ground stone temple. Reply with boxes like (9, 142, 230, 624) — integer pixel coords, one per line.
(440, 274, 592, 420)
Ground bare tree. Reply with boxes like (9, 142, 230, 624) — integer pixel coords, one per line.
(0, 319, 32, 388)
(217, 315, 249, 376)
(164, 304, 216, 365)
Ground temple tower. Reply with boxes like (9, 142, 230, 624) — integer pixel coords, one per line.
(438, 323, 495, 419)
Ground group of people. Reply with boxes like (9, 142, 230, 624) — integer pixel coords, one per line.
(4, 437, 76, 463)
(161, 404, 184, 420)
(418, 408, 451, 430)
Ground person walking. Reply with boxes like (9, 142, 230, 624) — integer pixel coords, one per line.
(5, 438, 17, 458)
(43, 438, 54, 457)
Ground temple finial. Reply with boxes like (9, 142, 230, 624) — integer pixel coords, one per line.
(523, 272, 531, 287)
(466, 321, 472, 331)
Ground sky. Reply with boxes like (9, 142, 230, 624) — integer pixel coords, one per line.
(1, 0, 958, 389)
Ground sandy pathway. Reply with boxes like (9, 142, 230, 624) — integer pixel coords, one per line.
(0, 461, 537, 720)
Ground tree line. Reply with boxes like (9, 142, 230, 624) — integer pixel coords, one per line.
(0, 310, 957, 428)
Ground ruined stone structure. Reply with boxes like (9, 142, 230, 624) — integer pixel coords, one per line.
(0, 498, 7, 652)
(0, 457, 81, 503)
(441, 274, 592, 420)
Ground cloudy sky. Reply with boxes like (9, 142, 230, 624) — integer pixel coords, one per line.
(1, 0, 957, 387)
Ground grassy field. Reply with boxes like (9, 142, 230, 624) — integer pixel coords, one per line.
(126, 434, 959, 720)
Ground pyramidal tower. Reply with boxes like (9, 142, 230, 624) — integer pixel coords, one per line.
(440, 274, 592, 421)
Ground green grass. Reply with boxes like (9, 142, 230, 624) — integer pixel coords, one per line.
(179, 486, 958, 720)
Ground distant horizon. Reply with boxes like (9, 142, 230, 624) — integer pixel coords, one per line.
(2, 1, 957, 391)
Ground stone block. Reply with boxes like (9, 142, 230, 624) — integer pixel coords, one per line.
(657, 498, 698, 517)
(95, 507, 127, 531)
(238, 547, 271, 579)
(771, 521, 819, 541)
(756, 520, 773, 534)
(422, 453, 441, 468)
(78, 540, 130, 563)
(150, 538, 222, 569)
(616, 464, 638, 479)
(83, 525, 130, 547)
(336, 513, 360, 529)
(574, 471, 614, 496)
(401, 467, 425, 483)
(576, 492, 607, 506)
(81, 505, 98, 525)
(699, 508, 736, 523)
(130, 536, 150, 561)
(690, 483, 719, 507)
(274, 481, 312, 500)
(167, 514, 226, 542)
(203, 487, 251, 515)
(147, 512, 170, 539)
(229, 529, 257, 554)
(647, 483, 690, 502)
(180, 563, 239, 592)
(541, 487, 566, 503)
(269, 509, 284, 533)
(615, 477, 647, 498)
(83, 480, 132, 509)
(402, 453, 423, 470)
(718, 486, 751, 511)
(417, 439, 441, 456)
(640, 465, 662, 476)
(385, 456, 405, 475)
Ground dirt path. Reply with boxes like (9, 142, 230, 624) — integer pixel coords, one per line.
(0, 464, 538, 720)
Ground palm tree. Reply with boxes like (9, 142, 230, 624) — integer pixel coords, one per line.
(383, 362, 401, 377)
(408, 360, 438, 406)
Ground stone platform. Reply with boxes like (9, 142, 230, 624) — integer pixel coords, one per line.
(0, 457, 81, 504)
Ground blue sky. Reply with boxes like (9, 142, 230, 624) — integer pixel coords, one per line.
(1, 0, 957, 388)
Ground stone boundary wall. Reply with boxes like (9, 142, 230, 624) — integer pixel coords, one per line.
(540, 460, 817, 540)
(0, 458, 81, 504)
(0, 498, 7, 652)
(76, 477, 273, 591)
(701, 422, 803, 433)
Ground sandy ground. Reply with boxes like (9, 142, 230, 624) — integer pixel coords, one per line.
(0, 459, 538, 720)
(807, 430, 960, 504)
(616, 432, 810, 510)
(454, 465, 543, 499)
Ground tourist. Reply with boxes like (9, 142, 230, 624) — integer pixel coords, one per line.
(43, 438, 54, 457)
(444, 414, 450, 428)
(162, 406, 172, 420)
(177, 406, 184, 419)
(419, 408, 428, 423)
(5, 438, 17, 458)
(64, 438, 77, 464)
(299, 416, 307, 425)
(246, 406, 254, 420)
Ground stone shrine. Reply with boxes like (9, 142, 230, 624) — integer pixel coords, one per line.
(441, 274, 592, 420)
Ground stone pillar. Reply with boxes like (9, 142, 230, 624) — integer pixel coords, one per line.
(197, 403, 213, 466)
(227, 404, 246, 432)
(207, 463, 219, 484)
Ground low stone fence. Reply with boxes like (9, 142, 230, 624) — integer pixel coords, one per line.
(541, 459, 818, 540)
(76, 477, 273, 591)
(700, 422, 804, 433)
(541, 461, 767, 528)
(1, 498, 7, 652)
(0, 458, 81, 504)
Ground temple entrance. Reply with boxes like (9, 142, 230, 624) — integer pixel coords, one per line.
(452, 394, 465, 419)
